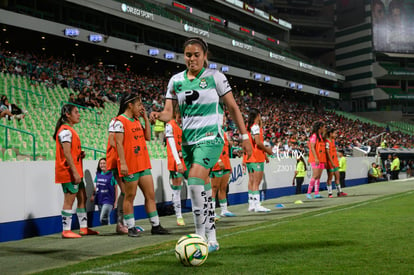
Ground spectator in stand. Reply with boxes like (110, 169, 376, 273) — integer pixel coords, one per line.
(0, 95, 26, 121)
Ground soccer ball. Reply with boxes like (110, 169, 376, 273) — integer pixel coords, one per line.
(175, 234, 209, 266)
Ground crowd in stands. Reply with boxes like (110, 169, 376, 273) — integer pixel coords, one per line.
(1, 47, 413, 159)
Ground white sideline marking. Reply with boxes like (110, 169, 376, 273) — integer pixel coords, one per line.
(71, 191, 413, 275)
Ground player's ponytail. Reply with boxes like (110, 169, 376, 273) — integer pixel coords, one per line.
(247, 108, 260, 132)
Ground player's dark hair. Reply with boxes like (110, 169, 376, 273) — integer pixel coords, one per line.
(53, 104, 77, 140)
(247, 108, 260, 132)
(117, 93, 140, 116)
(311, 121, 324, 142)
(183, 37, 208, 53)
(325, 127, 336, 139)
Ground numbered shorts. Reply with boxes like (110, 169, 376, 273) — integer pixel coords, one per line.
(246, 162, 264, 173)
(61, 180, 85, 194)
(182, 142, 224, 170)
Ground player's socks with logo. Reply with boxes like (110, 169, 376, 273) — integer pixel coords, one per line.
(77, 208, 87, 229)
(314, 179, 320, 195)
(248, 190, 254, 211)
(204, 183, 216, 244)
(171, 185, 182, 218)
(61, 210, 81, 238)
(188, 177, 206, 238)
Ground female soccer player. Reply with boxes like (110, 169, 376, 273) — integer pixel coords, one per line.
(165, 107, 187, 226)
(211, 118, 235, 217)
(306, 121, 326, 199)
(243, 108, 273, 212)
(325, 127, 347, 198)
(106, 117, 128, 234)
(150, 36, 252, 252)
(53, 104, 98, 238)
(114, 94, 169, 237)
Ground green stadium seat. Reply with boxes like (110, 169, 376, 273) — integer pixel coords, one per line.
(3, 148, 17, 161)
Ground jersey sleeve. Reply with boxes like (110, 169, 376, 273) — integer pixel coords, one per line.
(165, 77, 177, 100)
(165, 123, 173, 138)
(310, 133, 317, 143)
(108, 118, 116, 132)
(58, 129, 72, 144)
(112, 120, 124, 133)
(250, 124, 260, 136)
(214, 71, 232, 97)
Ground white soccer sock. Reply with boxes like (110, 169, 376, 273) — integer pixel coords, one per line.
(172, 189, 182, 218)
(77, 208, 87, 228)
(254, 193, 260, 207)
(188, 177, 207, 238)
(327, 184, 333, 194)
(148, 211, 160, 227)
(124, 214, 135, 229)
(61, 210, 72, 231)
(219, 199, 228, 213)
(204, 183, 217, 243)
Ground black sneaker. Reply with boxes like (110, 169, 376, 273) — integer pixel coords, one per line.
(128, 227, 141, 237)
(151, 225, 170, 235)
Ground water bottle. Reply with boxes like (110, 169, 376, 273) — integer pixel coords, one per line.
(260, 190, 265, 202)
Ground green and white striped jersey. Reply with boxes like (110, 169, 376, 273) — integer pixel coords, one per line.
(166, 68, 231, 145)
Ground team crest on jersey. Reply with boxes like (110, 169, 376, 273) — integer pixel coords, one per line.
(199, 78, 207, 89)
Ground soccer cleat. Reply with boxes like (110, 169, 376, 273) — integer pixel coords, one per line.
(221, 211, 237, 217)
(128, 227, 141, 237)
(151, 224, 170, 235)
(338, 192, 348, 197)
(116, 222, 128, 234)
(254, 205, 271, 213)
(208, 241, 220, 253)
(79, 228, 99, 235)
(328, 194, 333, 198)
(306, 194, 313, 200)
(248, 206, 255, 212)
(314, 194, 323, 199)
(176, 217, 185, 226)
(62, 230, 82, 239)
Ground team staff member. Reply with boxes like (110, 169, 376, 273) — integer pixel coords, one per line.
(151, 37, 252, 252)
(391, 153, 400, 180)
(165, 107, 187, 226)
(243, 108, 273, 212)
(211, 120, 235, 218)
(53, 104, 99, 238)
(325, 128, 347, 198)
(307, 121, 326, 199)
(338, 150, 347, 188)
(292, 156, 307, 194)
(114, 94, 169, 237)
(106, 117, 128, 234)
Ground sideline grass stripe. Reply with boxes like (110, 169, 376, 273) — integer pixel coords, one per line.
(69, 191, 414, 275)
